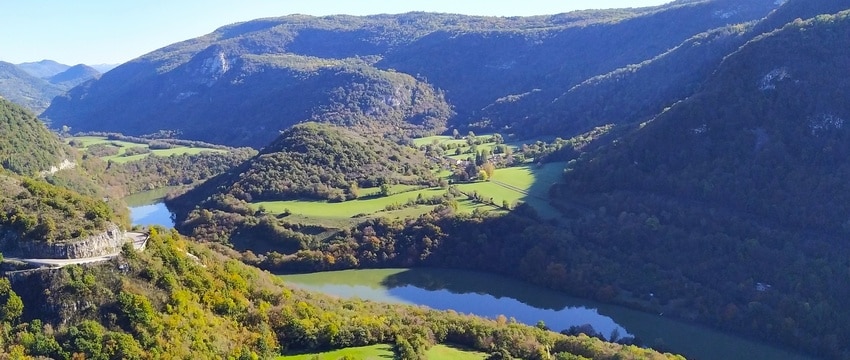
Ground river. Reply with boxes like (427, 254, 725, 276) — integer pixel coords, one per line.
(126, 188, 177, 228)
(283, 268, 815, 360)
(123, 189, 815, 359)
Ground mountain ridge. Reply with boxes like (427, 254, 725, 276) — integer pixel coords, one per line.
(43, 0, 781, 147)
(0, 61, 101, 113)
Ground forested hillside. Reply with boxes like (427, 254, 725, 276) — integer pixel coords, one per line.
(161, 3, 850, 358)
(0, 61, 100, 114)
(554, 9, 850, 358)
(176, 122, 435, 203)
(42, 0, 780, 147)
(0, 62, 66, 115)
(14, 0, 850, 359)
(0, 98, 69, 175)
(2, 229, 676, 359)
(484, 0, 850, 137)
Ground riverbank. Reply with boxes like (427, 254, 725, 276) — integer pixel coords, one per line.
(283, 268, 816, 360)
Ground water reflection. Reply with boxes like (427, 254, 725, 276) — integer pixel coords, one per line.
(129, 202, 175, 228)
(380, 268, 631, 339)
(283, 268, 817, 360)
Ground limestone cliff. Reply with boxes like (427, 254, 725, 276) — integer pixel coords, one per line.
(0, 224, 127, 259)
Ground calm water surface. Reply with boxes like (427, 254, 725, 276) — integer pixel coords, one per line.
(129, 202, 174, 228)
(126, 188, 178, 228)
(283, 268, 815, 360)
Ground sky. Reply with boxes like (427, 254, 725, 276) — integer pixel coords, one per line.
(1, 0, 671, 66)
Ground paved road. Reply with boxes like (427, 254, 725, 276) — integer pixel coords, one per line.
(5, 232, 148, 268)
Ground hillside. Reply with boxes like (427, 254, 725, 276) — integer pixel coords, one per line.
(0, 62, 64, 114)
(42, 0, 780, 147)
(555, 9, 850, 358)
(180, 122, 435, 203)
(0, 98, 69, 175)
(45, 52, 452, 148)
(565, 8, 850, 233)
(168, 123, 438, 245)
(16, 59, 70, 79)
(0, 61, 100, 114)
(47, 64, 101, 88)
(1, 229, 674, 359)
(0, 174, 116, 245)
(482, 0, 850, 137)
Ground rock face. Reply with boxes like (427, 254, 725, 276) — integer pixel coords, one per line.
(0, 224, 127, 259)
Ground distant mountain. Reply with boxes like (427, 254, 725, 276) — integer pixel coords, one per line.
(486, 0, 850, 137)
(47, 64, 101, 88)
(0, 62, 65, 117)
(88, 63, 118, 73)
(43, 0, 780, 148)
(0, 61, 101, 114)
(16, 59, 70, 79)
(565, 6, 850, 232)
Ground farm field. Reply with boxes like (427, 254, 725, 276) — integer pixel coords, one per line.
(454, 162, 567, 217)
(277, 344, 393, 360)
(424, 344, 488, 360)
(277, 344, 487, 360)
(253, 161, 566, 226)
(68, 136, 226, 163)
(254, 187, 446, 218)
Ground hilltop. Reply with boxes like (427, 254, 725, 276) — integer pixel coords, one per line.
(16, 60, 70, 79)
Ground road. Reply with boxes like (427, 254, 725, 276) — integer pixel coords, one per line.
(5, 232, 148, 269)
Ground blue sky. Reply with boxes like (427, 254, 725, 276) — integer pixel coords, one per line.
(1, 0, 670, 65)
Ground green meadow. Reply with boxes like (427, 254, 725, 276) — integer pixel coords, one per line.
(253, 162, 565, 226)
(68, 136, 226, 163)
(255, 187, 448, 219)
(277, 344, 487, 360)
(278, 344, 393, 360)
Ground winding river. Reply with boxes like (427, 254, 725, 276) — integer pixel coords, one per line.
(123, 193, 815, 359)
(283, 268, 815, 360)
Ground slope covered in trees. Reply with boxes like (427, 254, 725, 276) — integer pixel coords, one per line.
(549, 9, 850, 358)
(2, 228, 677, 359)
(0, 62, 66, 116)
(42, 0, 780, 147)
(176, 122, 435, 204)
(0, 98, 69, 175)
(0, 61, 100, 114)
(0, 175, 118, 244)
(168, 123, 439, 247)
(482, 0, 850, 137)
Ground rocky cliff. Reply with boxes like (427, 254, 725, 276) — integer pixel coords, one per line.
(0, 224, 127, 259)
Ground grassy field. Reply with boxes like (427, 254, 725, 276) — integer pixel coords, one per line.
(277, 344, 487, 360)
(255, 187, 448, 219)
(68, 136, 226, 164)
(254, 161, 563, 226)
(412, 135, 469, 147)
(278, 344, 393, 359)
(453, 162, 566, 218)
(424, 345, 488, 360)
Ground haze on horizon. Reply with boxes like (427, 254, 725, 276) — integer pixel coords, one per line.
(1, 0, 671, 66)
